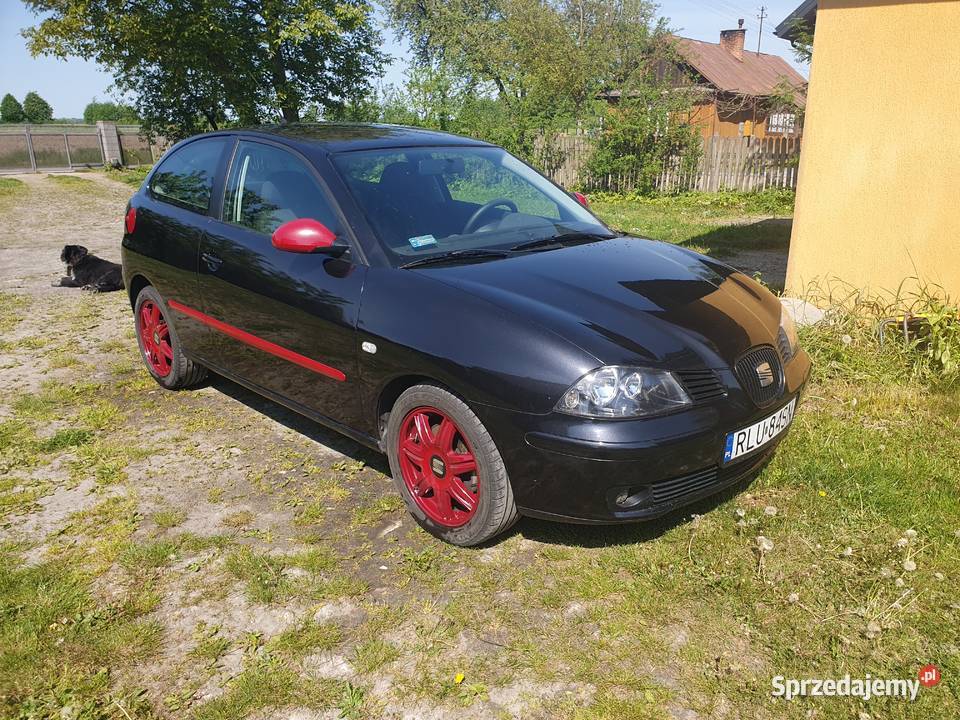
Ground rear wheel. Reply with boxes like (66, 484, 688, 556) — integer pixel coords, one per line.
(134, 286, 206, 389)
(385, 384, 518, 546)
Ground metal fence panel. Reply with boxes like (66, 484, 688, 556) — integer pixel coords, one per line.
(118, 130, 153, 166)
(66, 134, 104, 166)
(0, 134, 31, 171)
(30, 134, 70, 169)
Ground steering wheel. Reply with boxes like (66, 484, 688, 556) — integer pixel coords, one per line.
(463, 198, 519, 234)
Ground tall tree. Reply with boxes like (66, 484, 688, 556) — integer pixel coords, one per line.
(22, 0, 387, 139)
(21, 91, 53, 123)
(0, 94, 25, 123)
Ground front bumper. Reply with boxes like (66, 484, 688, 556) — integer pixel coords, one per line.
(473, 349, 811, 523)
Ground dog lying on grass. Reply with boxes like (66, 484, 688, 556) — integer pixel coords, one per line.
(55, 244, 124, 293)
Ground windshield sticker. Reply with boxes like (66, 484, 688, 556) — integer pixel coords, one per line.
(408, 234, 438, 249)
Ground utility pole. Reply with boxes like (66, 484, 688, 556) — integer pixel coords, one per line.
(757, 6, 768, 55)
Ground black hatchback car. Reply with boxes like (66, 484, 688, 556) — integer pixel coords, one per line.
(121, 123, 810, 546)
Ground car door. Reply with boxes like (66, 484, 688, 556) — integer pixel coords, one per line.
(196, 139, 366, 430)
(135, 135, 230, 357)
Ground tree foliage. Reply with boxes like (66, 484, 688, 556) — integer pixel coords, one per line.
(83, 100, 140, 124)
(22, 91, 53, 123)
(380, 0, 695, 186)
(22, 0, 386, 139)
(786, 17, 814, 64)
(0, 94, 25, 123)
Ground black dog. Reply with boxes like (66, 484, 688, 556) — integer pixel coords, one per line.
(56, 245, 124, 293)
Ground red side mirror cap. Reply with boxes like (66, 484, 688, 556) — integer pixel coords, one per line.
(271, 218, 338, 254)
(572, 191, 590, 208)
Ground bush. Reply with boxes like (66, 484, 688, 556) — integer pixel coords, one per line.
(83, 100, 140, 124)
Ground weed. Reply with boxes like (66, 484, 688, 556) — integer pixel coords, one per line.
(352, 638, 400, 674)
(153, 507, 187, 530)
(224, 548, 290, 603)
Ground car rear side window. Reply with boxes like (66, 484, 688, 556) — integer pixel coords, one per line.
(223, 141, 339, 236)
(149, 137, 227, 213)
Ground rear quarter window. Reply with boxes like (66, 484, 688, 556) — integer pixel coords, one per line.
(149, 137, 228, 213)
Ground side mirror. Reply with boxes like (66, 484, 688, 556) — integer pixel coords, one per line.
(570, 191, 590, 209)
(271, 218, 346, 255)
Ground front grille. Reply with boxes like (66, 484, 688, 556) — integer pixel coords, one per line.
(650, 466, 719, 505)
(777, 327, 794, 363)
(735, 345, 784, 407)
(676, 369, 726, 402)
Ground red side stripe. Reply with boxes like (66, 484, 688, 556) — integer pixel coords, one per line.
(167, 300, 346, 382)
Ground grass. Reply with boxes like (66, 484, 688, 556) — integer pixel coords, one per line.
(1, 185, 957, 718)
(590, 188, 794, 257)
(104, 165, 150, 189)
(45, 174, 96, 190)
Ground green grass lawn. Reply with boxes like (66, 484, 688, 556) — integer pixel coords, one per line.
(590, 189, 795, 257)
(1, 185, 958, 719)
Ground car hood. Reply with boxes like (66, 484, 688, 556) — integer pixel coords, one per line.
(415, 237, 782, 369)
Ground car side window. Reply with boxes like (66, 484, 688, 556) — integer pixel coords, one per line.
(149, 137, 227, 213)
(223, 141, 339, 237)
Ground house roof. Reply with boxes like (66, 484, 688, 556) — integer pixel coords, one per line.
(775, 0, 818, 40)
(673, 36, 807, 100)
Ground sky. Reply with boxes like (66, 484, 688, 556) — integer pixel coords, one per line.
(0, 0, 806, 119)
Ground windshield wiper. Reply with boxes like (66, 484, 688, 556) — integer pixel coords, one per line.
(399, 248, 510, 269)
(508, 231, 616, 253)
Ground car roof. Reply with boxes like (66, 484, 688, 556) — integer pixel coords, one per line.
(232, 122, 495, 154)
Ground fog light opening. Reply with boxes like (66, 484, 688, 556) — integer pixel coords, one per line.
(614, 488, 650, 509)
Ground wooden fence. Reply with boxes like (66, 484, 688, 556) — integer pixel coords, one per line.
(547, 133, 801, 193)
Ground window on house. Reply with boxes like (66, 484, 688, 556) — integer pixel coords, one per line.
(768, 113, 797, 135)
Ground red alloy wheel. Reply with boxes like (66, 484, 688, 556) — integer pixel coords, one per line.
(397, 406, 480, 528)
(138, 300, 173, 377)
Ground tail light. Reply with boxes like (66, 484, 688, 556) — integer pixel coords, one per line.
(125, 206, 137, 234)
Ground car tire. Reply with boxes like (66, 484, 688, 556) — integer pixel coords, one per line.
(133, 285, 207, 390)
(385, 384, 518, 546)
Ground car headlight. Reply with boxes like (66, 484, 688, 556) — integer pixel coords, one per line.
(779, 305, 799, 360)
(556, 366, 692, 418)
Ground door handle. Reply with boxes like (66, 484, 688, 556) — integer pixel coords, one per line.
(201, 252, 223, 272)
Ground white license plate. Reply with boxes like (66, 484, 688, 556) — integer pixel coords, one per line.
(723, 397, 796, 464)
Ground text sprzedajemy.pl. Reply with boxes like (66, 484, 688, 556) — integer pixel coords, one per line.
(771, 674, 921, 702)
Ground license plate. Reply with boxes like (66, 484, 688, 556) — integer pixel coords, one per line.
(723, 397, 796, 464)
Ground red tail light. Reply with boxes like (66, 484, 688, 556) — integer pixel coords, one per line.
(125, 206, 137, 235)
(572, 191, 590, 208)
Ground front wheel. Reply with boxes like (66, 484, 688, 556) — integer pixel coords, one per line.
(133, 286, 207, 389)
(385, 384, 518, 546)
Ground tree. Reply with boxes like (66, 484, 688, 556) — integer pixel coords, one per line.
(22, 0, 387, 139)
(786, 17, 814, 64)
(22, 91, 53, 123)
(0, 94, 24, 123)
(382, 0, 691, 177)
(83, 99, 140, 124)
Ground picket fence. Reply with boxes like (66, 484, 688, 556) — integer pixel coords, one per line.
(548, 133, 801, 193)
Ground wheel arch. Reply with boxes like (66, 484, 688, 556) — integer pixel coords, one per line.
(127, 273, 152, 309)
(376, 374, 462, 441)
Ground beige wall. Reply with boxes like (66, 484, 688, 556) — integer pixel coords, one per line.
(786, 0, 960, 300)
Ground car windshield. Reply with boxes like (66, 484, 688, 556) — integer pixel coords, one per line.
(332, 145, 613, 266)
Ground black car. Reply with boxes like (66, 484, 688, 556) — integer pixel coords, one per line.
(121, 123, 810, 546)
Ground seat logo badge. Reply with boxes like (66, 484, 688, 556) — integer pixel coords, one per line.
(756, 361, 775, 388)
(361, 341, 377, 354)
(431, 456, 446, 477)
